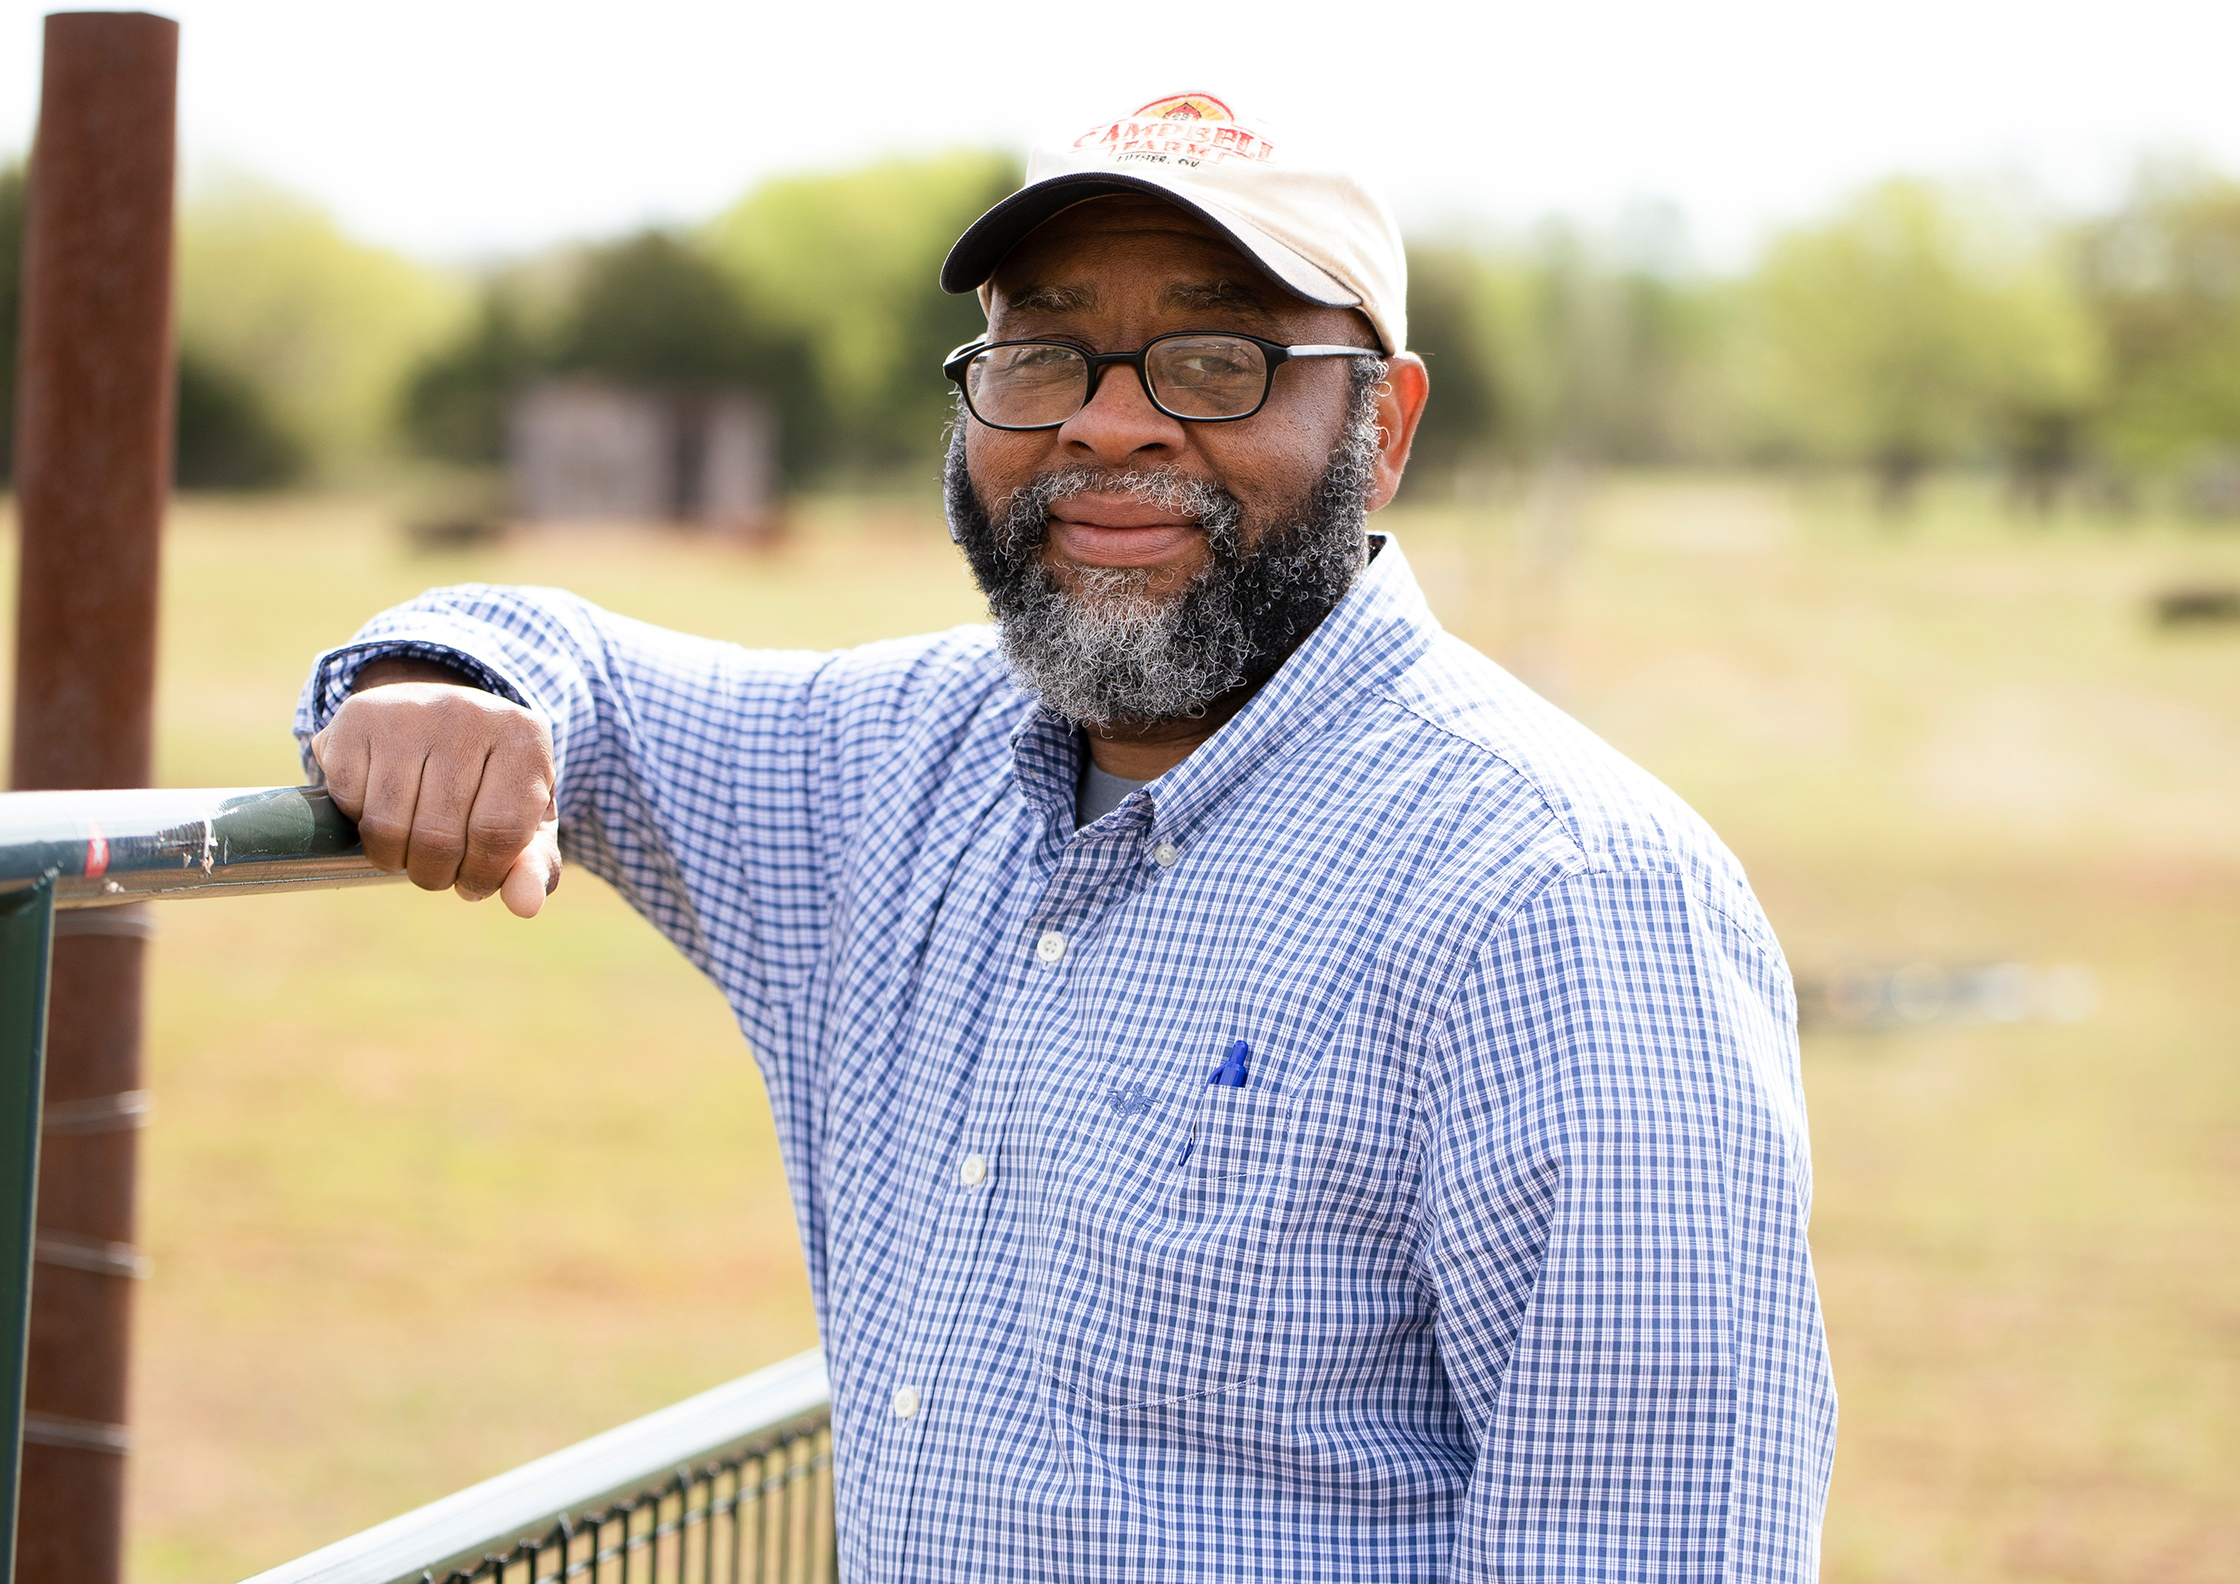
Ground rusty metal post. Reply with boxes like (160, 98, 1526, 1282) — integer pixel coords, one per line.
(7, 13, 179, 1583)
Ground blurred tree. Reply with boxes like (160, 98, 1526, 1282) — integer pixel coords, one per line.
(1598, 207, 1736, 466)
(2075, 165, 2240, 479)
(398, 231, 818, 480)
(1515, 218, 1728, 465)
(557, 228, 818, 476)
(0, 161, 23, 483)
(704, 151, 1020, 479)
(1408, 211, 1731, 477)
(1748, 179, 2098, 513)
(178, 174, 465, 476)
(1400, 241, 1504, 485)
(399, 283, 543, 465)
(175, 345, 304, 488)
(553, 229, 786, 383)
(1989, 242, 2106, 514)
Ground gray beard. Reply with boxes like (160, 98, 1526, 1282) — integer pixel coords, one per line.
(943, 407, 1383, 730)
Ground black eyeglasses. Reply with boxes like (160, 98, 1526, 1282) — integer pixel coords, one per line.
(942, 332, 1382, 431)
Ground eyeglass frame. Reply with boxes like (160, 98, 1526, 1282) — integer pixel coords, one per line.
(941, 331, 1384, 431)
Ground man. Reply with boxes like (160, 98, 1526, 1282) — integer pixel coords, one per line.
(302, 93, 1834, 1581)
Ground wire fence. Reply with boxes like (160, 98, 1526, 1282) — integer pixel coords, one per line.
(439, 1421, 834, 1584)
(239, 1351, 834, 1584)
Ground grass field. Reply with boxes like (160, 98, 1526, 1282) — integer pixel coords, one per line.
(3, 477, 2236, 1582)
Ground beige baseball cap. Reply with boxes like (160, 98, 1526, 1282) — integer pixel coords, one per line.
(941, 92, 1408, 356)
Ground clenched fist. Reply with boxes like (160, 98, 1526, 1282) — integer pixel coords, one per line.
(310, 657, 562, 918)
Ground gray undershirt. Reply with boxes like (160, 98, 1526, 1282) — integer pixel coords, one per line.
(1076, 757, 1148, 828)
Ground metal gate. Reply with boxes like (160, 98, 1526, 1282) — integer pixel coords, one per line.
(0, 786, 835, 1583)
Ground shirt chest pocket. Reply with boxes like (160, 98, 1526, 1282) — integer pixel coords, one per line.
(1036, 1087, 1295, 1412)
(1182, 1084, 1293, 1179)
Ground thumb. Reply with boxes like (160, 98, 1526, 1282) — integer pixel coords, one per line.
(498, 821, 563, 919)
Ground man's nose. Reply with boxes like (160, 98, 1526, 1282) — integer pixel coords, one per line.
(1054, 361, 1186, 467)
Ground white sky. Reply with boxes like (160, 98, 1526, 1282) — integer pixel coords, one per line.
(2, 0, 2236, 268)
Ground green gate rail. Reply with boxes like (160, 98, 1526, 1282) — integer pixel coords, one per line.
(0, 874, 55, 1582)
(0, 785, 394, 907)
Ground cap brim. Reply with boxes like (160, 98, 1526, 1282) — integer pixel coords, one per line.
(940, 172, 1358, 310)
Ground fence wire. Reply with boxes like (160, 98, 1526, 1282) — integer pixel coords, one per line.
(439, 1423, 834, 1584)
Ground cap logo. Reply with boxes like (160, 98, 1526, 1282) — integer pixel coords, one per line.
(1136, 93, 1232, 123)
(1072, 91, 1276, 170)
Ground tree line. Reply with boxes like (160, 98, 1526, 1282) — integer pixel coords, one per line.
(2, 154, 2238, 513)
(1404, 167, 2240, 514)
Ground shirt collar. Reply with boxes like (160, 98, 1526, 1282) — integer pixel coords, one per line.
(1008, 534, 1440, 844)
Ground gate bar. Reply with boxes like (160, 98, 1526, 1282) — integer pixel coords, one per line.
(0, 785, 398, 908)
(0, 876, 56, 1584)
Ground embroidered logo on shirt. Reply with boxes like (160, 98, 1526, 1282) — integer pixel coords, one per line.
(1107, 1080, 1155, 1117)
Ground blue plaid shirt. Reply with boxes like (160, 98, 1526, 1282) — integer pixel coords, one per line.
(298, 537, 1834, 1582)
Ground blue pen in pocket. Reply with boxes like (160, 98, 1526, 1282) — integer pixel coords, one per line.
(1182, 1039, 1251, 1165)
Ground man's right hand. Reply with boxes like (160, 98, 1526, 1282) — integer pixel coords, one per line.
(310, 658, 562, 918)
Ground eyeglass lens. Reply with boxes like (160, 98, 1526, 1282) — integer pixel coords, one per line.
(965, 335, 1272, 427)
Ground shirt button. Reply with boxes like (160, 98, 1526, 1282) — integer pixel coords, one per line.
(891, 1385, 921, 1420)
(1152, 842, 1180, 869)
(959, 1152, 988, 1188)
(1035, 930, 1067, 965)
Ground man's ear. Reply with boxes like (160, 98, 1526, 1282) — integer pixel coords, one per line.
(1367, 353, 1430, 511)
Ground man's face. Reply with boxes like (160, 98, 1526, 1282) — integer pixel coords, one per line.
(947, 194, 1394, 729)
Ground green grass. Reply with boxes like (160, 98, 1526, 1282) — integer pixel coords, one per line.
(4, 478, 2236, 1582)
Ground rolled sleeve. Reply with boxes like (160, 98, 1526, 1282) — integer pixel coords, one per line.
(294, 634, 533, 778)
(290, 583, 829, 1047)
